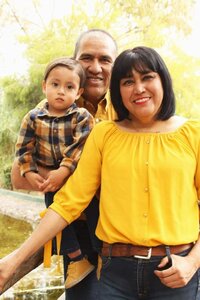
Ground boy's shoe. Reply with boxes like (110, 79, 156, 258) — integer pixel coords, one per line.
(65, 258, 95, 289)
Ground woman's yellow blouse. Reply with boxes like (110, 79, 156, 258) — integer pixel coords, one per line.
(51, 120, 200, 246)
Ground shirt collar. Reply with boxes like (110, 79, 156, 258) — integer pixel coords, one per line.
(76, 94, 108, 119)
(37, 101, 78, 117)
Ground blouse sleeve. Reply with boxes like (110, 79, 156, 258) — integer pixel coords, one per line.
(195, 140, 200, 199)
(187, 121, 200, 199)
(50, 122, 104, 223)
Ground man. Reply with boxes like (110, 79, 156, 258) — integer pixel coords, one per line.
(11, 29, 117, 300)
(11, 29, 117, 188)
(74, 29, 117, 121)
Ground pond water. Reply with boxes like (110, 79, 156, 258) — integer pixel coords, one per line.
(0, 214, 32, 257)
(0, 214, 64, 300)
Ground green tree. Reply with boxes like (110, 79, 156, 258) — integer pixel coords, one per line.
(0, 0, 199, 188)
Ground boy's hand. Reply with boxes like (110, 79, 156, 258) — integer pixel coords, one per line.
(25, 172, 46, 191)
(40, 167, 71, 193)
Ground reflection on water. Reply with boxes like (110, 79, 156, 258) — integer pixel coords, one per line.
(0, 214, 32, 257)
(1, 257, 64, 300)
(0, 214, 64, 299)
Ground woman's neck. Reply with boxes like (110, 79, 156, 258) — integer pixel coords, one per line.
(128, 119, 162, 133)
(117, 116, 187, 133)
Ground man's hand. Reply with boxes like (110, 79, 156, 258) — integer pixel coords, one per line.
(154, 254, 198, 288)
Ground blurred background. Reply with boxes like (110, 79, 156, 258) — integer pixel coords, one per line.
(0, 0, 200, 189)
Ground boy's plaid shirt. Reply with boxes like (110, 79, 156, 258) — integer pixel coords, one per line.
(16, 102, 94, 176)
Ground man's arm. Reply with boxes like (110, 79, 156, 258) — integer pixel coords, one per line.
(11, 158, 34, 190)
(11, 158, 50, 191)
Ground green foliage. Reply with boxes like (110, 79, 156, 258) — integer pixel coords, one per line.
(0, 75, 44, 189)
(169, 51, 200, 118)
(0, 0, 199, 188)
(0, 110, 15, 189)
(1, 162, 12, 189)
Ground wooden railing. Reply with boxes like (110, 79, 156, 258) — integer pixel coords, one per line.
(1, 247, 44, 294)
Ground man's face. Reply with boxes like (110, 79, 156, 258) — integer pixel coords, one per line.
(75, 33, 117, 105)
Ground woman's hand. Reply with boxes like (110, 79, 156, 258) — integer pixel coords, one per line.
(0, 250, 19, 293)
(154, 254, 198, 288)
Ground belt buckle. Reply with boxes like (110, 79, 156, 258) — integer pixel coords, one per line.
(134, 247, 152, 259)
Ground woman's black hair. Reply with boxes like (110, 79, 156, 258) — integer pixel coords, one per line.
(110, 46, 175, 121)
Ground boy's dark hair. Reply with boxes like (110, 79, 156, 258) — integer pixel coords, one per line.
(44, 57, 86, 88)
(73, 29, 117, 58)
(110, 46, 175, 121)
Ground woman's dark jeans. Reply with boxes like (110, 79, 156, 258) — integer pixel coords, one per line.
(98, 249, 200, 300)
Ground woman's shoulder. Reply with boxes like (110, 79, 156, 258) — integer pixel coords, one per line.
(166, 115, 200, 133)
(93, 120, 115, 131)
(176, 117, 200, 148)
(178, 117, 200, 132)
(90, 121, 118, 142)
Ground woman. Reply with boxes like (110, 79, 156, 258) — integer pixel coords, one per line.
(1, 46, 200, 300)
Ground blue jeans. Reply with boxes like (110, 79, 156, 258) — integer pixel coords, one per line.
(45, 192, 102, 255)
(45, 191, 80, 254)
(98, 249, 200, 300)
(45, 191, 101, 300)
(63, 222, 99, 300)
(65, 269, 99, 300)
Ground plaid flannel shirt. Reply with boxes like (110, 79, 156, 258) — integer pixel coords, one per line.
(16, 101, 94, 176)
